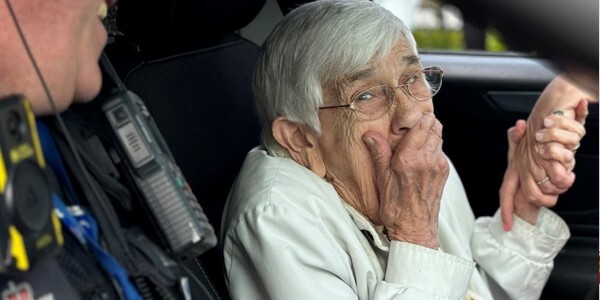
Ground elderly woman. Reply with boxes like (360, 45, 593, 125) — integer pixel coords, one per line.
(220, 1, 590, 299)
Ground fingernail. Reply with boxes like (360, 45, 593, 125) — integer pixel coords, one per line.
(535, 132, 544, 141)
(543, 118, 554, 128)
(538, 147, 545, 155)
(363, 137, 374, 147)
(503, 223, 510, 231)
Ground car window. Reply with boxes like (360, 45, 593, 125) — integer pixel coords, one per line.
(242, 0, 514, 53)
(378, 0, 508, 52)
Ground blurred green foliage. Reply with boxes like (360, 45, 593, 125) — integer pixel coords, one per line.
(485, 28, 507, 52)
(413, 28, 507, 52)
(413, 29, 465, 50)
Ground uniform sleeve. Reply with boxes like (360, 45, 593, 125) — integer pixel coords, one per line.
(223, 203, 476, 300)
(471, 207, 570, 300)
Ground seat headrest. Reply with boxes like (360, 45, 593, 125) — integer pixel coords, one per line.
(116, 0, 266, 53)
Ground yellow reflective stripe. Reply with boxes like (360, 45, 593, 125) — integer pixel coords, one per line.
(51, 212, 63, 246)
(24, 100, 45, 168)
(9, 144, 34, 164)
(8, 225, 29, 271)
(0, 145, 6, 194)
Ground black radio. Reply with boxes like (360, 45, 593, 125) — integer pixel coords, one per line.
(101, 90, 216, 260)
(0, 95, 63, 273)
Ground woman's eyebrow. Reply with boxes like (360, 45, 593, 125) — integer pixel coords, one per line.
(403, 55, 421, 66)
(345, 55, 419, 83)
(346, 68, 376, 83)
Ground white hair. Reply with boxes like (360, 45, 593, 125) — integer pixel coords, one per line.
(254, 0, 416, 156)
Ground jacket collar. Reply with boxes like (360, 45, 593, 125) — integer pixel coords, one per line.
(342, 202, 390, 252)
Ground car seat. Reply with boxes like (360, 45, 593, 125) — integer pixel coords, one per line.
(106, 0, 266, 298)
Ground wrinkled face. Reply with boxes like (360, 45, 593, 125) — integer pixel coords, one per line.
(0, 0, 108, 115)
(316, 38, 434, 225)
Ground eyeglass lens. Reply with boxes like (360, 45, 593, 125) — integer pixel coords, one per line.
(406, 67, 442, 100)
(353, 67, 442, 119)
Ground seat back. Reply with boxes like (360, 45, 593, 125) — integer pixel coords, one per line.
(123, 41, 262, 238)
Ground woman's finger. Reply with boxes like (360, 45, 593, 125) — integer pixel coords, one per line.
(537, 142, 575, 164)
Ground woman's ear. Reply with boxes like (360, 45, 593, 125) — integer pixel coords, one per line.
(272, 117, 326, 177)
(272, 117, 311, 155)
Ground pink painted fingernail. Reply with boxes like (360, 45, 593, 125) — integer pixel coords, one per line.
(503, 223, 510, 231)
(544, 118, 554, 128)
(538, 147, 545, 155)
(535, 132, 544, 141)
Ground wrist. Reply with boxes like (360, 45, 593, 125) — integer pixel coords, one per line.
(386, 227, 439, 249)
(514, 201, 542, 225)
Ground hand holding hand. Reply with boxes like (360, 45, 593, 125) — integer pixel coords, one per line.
(521, 75, 593, 193)
(499, 75, 592, 230)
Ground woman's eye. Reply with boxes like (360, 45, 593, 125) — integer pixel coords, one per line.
(406, 74, 418, 85)
(355, 91, 375, 102)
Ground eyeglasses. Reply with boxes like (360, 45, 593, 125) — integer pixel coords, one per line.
(319, 66, 443, 120)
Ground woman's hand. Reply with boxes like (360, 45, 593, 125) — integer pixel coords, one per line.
(500, 98, 589, 230)
(514, 76, 593, 202)
(363, 113, 448, 249)
(517, 99, 588, 198)
(499, 74, 594, 231)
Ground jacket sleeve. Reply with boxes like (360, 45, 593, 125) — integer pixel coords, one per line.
(223, 203, 475, 300)
(471, 208, 570, 300)
(384, 241, 475, 299)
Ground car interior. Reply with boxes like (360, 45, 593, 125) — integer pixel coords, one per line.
(89, 0, 598, 299)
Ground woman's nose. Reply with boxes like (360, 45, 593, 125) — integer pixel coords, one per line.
(389, 92, 433, 135)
